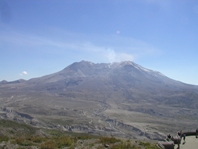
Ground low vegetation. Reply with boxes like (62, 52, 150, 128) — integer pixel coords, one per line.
(0, 119, 160, 149)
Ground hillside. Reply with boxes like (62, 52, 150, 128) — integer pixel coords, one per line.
(0, 61, 198, 139)
(0, 119, 160, 149)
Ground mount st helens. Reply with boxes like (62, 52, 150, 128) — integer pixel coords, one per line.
(0, 61, 198, 140)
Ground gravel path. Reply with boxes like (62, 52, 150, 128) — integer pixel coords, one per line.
(176, 136, 198, 149)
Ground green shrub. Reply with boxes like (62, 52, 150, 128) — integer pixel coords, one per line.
(139, 141, 158, 149)
(21, 141, 32, 146)
(76, 135, 92, 140)
(99, 137, 120, 144)
(15, 138, 25, 145)
(40, 140, 57, 149)
(31, 136, 45, 143)
(0, 136, 9, 142)
(56, 136, 74, 148)
(108, 141, 141, 149)
(16, 147, 26, 149)
(15, 137, 32, 146)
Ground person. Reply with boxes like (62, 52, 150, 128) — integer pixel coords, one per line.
(183, 134, 186, 141)
(177, 131, 180, 136)
(167, 134, 171, 140)
(182, 134, 186, 145)
(178, 130, 183, 139)
(177, 138, 181, 149)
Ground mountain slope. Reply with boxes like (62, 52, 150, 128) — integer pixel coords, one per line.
(0, 60, 198, 139)
(15, 60, 198, 108)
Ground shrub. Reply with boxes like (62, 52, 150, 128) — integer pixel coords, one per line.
(31, 136, 45, 143)
(56, 136, 74, 148)
(139, 141, 158, 149)
(15, 138, 25, 145)
(76, 135, 92, 140)
(21, 141, 32, 146)
(16, 147, 26, 149)
(0, 136, 9, 142)
(40, 140, 57, 149)
(99, 137, 120, 144)
(110, 143, 141, 149)
(15, 137, 32, 146)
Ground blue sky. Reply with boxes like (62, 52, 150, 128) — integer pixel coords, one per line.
(0, 0, 198, 85)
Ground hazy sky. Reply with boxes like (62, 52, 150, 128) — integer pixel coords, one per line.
(1, 0, 198, 85)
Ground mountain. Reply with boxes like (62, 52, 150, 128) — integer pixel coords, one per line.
(0, 60, 198, 140)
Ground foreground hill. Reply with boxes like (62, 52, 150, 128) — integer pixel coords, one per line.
(0, 61, 198, 139)
(0, 119, 159, 149)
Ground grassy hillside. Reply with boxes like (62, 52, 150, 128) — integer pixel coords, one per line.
(0, 119, 159, 149)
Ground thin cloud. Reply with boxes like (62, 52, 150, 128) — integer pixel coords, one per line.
(106, 49, 116, 63)
(105, 49, 134, 63)
(20, 71, 28, 76)
(0, 27, 161, 63)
